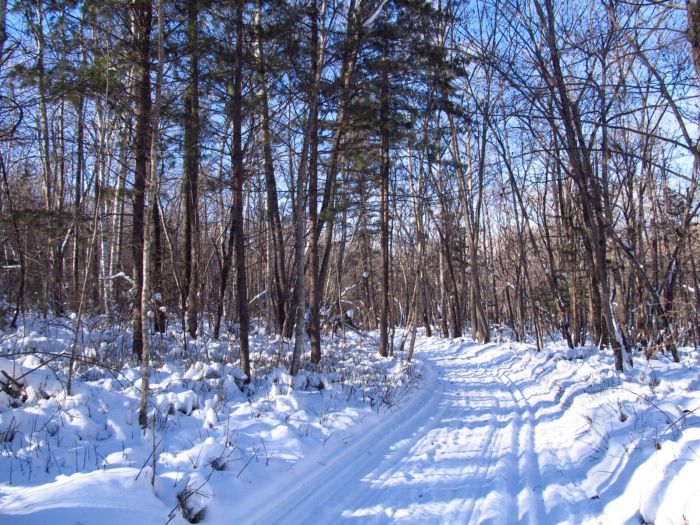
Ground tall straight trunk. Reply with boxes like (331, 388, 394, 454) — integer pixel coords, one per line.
(183, 0, 200, 339)
(437, 190, 449, 336)
(99, 123, 113, 315)
(149, 17, 165, 335)
(281, 101, 297, 341)
(469, 242, 490, 343)
(438, 252, 448, 337)
(406, 149, 426, 361)
(378, 65, 390, 358)
(426, 121, 448, 338)
(534, 152, 574, 348)
(562, 178, 582, 346)
(316, 0, 362, 295)
(360, 206, 376, 328)
(231, 0, 250, 380)
(150, 182, 165, 333)
(213, 123, 232, 339)
(73, 15, 90, 309)
(73, 96, 84, 306)
(291, 0, 328, 371)
(131, 0, 152, 361)
(265, 222, 274, 335)
(31, 2, 63, 315)
(55, 103, 66, 316)
(437, 177, 463, 337)
(599, 55, 633, 355)
(140, 0, 163, 429)
(471, 119, 490, 343)
(308, 0, 322, 364)
(448, 114, 489, 343)
(254, 0, 288, 334)
(91, 103, 108, 311)
(109, 124, 129, 312)
(335, 205, 349, 322)
(290, 147, 307, 375)
(289, 66, 315, 373)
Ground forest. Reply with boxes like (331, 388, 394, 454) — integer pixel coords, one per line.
(1, 1, 700, 523)
(0, 0, 699, 422)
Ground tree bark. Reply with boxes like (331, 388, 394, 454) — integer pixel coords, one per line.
(254, 0, 288, 334)
(231, 0, 250, 380)
(448, 114, 489, 343)
(308, 0, 322, 364)
(183, 0, 200, 339)
(316, 0, 362, 298)
(378, 63, 390, 357)
(131, 0, 152, 361)
(140, 0, 164, 429)
(686, 1, 700, 84)
(533, 0, 623, 369)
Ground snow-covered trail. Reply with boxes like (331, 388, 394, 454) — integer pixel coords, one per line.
(240, 339, 567, 525)
(2, 332, 696, 524)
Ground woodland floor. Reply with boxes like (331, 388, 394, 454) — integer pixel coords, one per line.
(0, 326, 698, 524)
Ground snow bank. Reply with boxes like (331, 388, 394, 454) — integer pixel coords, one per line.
(0, 318, 420, 524)
(506, 340, 700, 525)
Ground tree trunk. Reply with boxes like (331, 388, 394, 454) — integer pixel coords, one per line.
(316, 0, 362, 299)
(73, 95, 84, 308)
(533, 0, 623, 369)
(254, 0, 288, 334)
(149, 6, 165, 336)
(183, 0, 200, 339)
(290, 122, 307, 375)
(0, 152, 25, 329)
(131, 0, 152, 361)
(448, 114, 489, 343)
(686, 0, 700, 84)
(140, 0, 163, 428)
(232, 0, 250, 380)
(308, 0, 322, 364)
(378, 64, 390, 358)
(108, 123, 130, 313)
(150, 184, 165, 333)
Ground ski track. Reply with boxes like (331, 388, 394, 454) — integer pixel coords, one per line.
(239, 339, 570, 525)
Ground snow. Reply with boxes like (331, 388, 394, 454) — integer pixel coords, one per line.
(0, 468, 170, 524)
(103, 271, 133, 285)
(361, 0, 388, 29)
(0, 320, 698, 524)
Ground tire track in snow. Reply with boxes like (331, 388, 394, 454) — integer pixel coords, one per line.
(459, 381, 514, 525)
(241, 340, 550, 524)
(334, 343, 524, 524)
(499, 369, 547, 524)
(244, 362, 444, 524)
(412, 343, 505, 523)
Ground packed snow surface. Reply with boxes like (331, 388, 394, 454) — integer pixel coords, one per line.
(0, 325, 698, 524)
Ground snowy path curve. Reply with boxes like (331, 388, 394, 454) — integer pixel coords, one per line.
(242, 339, 551, 525)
